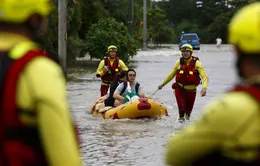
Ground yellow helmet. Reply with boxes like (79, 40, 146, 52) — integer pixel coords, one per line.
(107, 45, 117, 52)
(0, 0, 52, 23)
(180, 44, 193, 52)
(228, 2, 260, 53)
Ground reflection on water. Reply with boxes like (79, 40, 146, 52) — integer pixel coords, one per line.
(68, 44, 236, 166)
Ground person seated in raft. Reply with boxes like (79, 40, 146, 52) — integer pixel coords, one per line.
(113, 69, 145, 105)
(97, 70, 127, 106)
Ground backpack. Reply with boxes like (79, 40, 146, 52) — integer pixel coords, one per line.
(120, 82, 141, 104)
(120, 81, 140, 96)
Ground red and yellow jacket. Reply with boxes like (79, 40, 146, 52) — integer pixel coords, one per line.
(161, 56, 208, 90)
(96, 56, 128, 85)
(166, 76, 260, 166)
(0, 32, 82, 166)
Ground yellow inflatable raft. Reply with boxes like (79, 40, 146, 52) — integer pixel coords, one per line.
(90, 98, 168, 119)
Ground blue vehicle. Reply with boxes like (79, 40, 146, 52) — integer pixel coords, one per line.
(179, 33, 200, 50)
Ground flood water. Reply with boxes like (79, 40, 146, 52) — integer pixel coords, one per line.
(67, 44, 237, 166)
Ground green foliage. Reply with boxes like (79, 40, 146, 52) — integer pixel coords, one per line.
(162, 0, 197, 27)
(43, 4, 58, 57)
(85, 17, 139, 63)
(154, 26, 176, 44)
(45, 0, 256, 64)
(44, 1, 85, 64)
(206, 11, 235, 43)
(155, 0, 255, 43)
(78, 0, 108, 40)
(147, 7, 175, 44)
(175, 20, 201, 42)
(229, 0, 257, 8)
(67, 36, 86, 64)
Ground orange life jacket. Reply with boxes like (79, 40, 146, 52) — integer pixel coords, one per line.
(176, 56, 201, 86)
(0, 46, 80, 166)
(101, 56, 120, 84)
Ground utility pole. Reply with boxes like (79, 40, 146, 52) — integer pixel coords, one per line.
(143, 0, 147, 51)
(128, 0, 134, 36)
(58, 0, 67, 77)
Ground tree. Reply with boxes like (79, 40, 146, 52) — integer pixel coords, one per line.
(162, 0, 197, 28)
(175, 20, 201, 42)
(206, 12, 233, 43)
(147, 7, 175, 44)
(44, 0, 87, 64)
(85, 17, 139, 63)
(78, 0, 108, 40)
(198, 0, 230, 26)
(229, 0, 257, 8)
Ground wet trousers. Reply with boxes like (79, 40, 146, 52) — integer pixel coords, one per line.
(174, 86, 196, 118)
(100, 84, 109, 97)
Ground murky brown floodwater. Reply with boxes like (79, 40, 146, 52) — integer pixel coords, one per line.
(67, 44, 237, 166)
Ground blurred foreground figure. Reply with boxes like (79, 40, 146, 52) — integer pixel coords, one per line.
(0, 0, 82, 165)
(166, 2, 260, 166)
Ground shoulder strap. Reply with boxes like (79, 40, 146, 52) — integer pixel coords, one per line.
(116, 57, 119, 66)
(135, 82, 140, 93)
(2, 49, 49, 123)
(179, 57, 185, 69)
(120, 81, 127, 95)
(104, 57, 108, 66)
(1, 41, 46, 103)
(191, 56, 199, 66)
(180, 57, 185, 65)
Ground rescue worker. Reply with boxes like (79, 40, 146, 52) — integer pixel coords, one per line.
(96, 45, 128, 96)
(165, 2, 260, 166)
(0, 0, 82, 165)
(158, 44, 208, 122)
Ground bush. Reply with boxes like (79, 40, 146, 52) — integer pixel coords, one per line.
(85, 17, 139, 64)
(154, 26, 175, 44)
(175, 20, 201, 43)
(67, 36, 86, 64)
